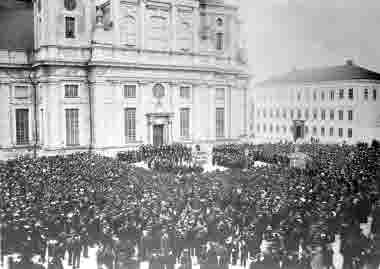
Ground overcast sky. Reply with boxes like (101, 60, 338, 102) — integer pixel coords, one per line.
(240, 0, 380, 82)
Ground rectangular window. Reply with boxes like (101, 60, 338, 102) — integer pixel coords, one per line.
(330, 90, 335, 100)
(15, 109, 29, 145)
(339, 110, 344, 120)
(321, 127, 325, 136)
(290, 109, 294, 119)
(321, 91, 325, 101)
(330, 109, 334, 120)
(216, 32, 224, 50)
(216, 88, 225, 101)
(65, 17, 75, 39)
(297, 109, 302, 119)
(339, 89, 344, 99)
(313, 126, 317, 135)
(348, 88, 354, 100)
(348, 128, 353, 138)
(313, 91, 317, 101)
(64, 85, 79, 98)
(124, 108, 136, 142)
(321, 109, 326, 120)
(124, 85, 136, 98)
(282, 108, 287, 119)
(313, 109, 317, 120)
(65, 109, 79, 146)
(364, 89, 369, 100)
(216, 108, 225, 138)
(257, 124, 260, 133)
(180, 108, 190, 138)
(373, 89, 377, 101)
(348, 110, 353, 121)
(14, 86, 29, 99)
(305, 109, 309, 119)
(329, 127, 334, 137)
(339, 128, 343, 137)
(180, 86, 191, 99)
(297, 92, 301, 101)
(257, 109, 261, 118)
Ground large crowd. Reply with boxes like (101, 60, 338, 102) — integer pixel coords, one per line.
(117, 144, 197, 172)
(0, 141, 379, 269)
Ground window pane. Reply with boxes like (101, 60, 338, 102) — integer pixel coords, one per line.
(348, 110, 353, 121)
(16, 109, 29, 145)
(180, 86, 190, 99)
(180, 108, 190, 138)
(65, 85, 78, 98)
(348, 128, 353, 138)
(65, 109, 79, 145)
(125, 108, 136, 142)
(339, 128, 343, 137)
(124, 85, 136, 98)
(373, 89, 377, 101)
(216, 108, 224, 137)
(339, 110, 343, 120)
(348, 88, 354, 100)
(65, 17, 75, 38)
(330, 90, 334, 100)
(216, 32, 223, 50)
(330, 110, 334, 120)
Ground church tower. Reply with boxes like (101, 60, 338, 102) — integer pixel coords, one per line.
(34, 0, 94, 50)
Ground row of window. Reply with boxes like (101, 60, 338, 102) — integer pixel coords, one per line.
(14, 84, 226, 102)
(256, 123, 353, 138)
(65, 16, 225, 51)
(303, 88, 377, 102)
(259, 87, 378, 103)
(14, 107, 226, 146)
(257, 108, 354, 121)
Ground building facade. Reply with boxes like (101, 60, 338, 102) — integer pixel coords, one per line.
(0, 0, 250, 158)
(250, 61, 380, 144)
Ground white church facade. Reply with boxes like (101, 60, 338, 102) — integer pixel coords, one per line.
(0, 0, 250, 158)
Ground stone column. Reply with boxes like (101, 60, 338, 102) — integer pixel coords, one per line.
(171, 4, 177, 52)
(193, 7, 200, 53)
(112, 0, 121, 45)
(208, 84, 215, 140)
(227, 86, 232, 138)
(45, 81, 62, 149)
(139, 0, 146, 50)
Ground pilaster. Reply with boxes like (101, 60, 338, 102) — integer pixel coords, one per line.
(112, 0, 121, 45)
(139, 0, 146, 50)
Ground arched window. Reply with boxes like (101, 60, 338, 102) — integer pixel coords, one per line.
(153, 83, 165, 99)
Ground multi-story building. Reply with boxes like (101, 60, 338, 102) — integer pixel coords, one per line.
(0, 0, 250, 158)
(250, 60, 380, 144)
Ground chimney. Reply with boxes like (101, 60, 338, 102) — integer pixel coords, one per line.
(346, 59, 354, 66)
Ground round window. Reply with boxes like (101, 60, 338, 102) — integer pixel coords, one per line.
(64, 0, 77, 11)
(153, 83, 165, 99)
(216, 18, 223, 26)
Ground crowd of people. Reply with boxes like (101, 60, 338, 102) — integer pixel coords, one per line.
(0, 141, 379, 269)
(117, 144, 196, 172)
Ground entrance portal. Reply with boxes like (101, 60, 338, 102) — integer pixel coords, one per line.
(153, 124, 164, 146)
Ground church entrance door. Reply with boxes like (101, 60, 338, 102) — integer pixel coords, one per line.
(153, 124, 164, 146)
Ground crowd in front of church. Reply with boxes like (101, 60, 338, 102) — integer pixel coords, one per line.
(0, 140, 379, 269)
